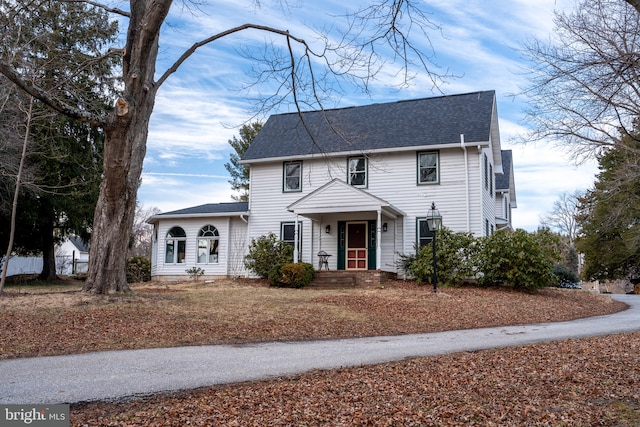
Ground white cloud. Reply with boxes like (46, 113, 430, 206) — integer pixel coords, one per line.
(135, 0, 596, 233)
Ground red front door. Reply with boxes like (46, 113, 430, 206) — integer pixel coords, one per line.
(346, 222, 367, 270)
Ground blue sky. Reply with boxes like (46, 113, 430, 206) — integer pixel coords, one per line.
(136, 0, 597, 231)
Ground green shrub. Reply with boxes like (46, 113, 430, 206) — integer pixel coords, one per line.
(269, 262, 315, 288)
(553, 263, 580, 286)
(476, 229, 559, 291)
(397, 228, 479, 286)
(126, 256, 151, 283)
(244, 233, 294, 278)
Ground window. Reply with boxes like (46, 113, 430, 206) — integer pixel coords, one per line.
(165, 226, 186, 264)
(490, 164, 494, 193)
(281, 222, 302, 258)
(505, 198, 509, 221)
(283, 161, 302, 192)
(197, 225, 219, 264)
(483, 154, 488, 190)
(417, 152, 439, 184)
(348, 156, 367, 187)
(416, 218, 435, 249)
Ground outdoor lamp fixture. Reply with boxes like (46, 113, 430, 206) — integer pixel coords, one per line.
(426, 202, 442, 293)
(325, 224, 331, 234)
(383, 222, 388, 232)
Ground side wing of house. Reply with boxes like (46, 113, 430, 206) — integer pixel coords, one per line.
(495, 150, 517, 231)
(147, 203, 249, 281)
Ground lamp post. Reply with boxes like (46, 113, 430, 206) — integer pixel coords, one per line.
(426, 202, 442, 293)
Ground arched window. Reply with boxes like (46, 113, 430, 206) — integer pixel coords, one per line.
(165, 227, 186, 264)
(197, 225, 219, 264)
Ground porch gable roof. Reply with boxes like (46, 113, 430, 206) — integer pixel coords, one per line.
(287, 179, 405, 220)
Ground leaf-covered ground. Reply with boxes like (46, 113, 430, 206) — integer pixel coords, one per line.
(1, 279, 638, 425)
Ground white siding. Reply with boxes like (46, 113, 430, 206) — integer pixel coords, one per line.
(152, 217, 248, 280)
(248, 146, 488, 271)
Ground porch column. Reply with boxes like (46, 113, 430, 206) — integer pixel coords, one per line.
(376, 209, 382, 270)
(293, 214, 299, 263)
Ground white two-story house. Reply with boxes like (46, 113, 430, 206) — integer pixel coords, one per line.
(148, 90, 516, 281)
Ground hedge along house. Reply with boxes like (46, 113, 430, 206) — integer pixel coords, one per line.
(148, 90, 516, 281)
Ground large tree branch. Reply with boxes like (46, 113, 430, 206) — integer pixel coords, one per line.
(156, 23, 313, 88)
(60, 0, 130, 17)
(0, 60, 104, 127)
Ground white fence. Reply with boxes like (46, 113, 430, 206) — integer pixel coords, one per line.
(0, 256, 43, 276)
(1, 256, 88, 277)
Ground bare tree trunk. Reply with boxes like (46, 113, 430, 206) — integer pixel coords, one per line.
(82, 1, 166, 293)
(81, 107, 153, 293)
(0, 97, 33, 294)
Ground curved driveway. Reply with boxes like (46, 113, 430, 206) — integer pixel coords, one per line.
(1, 294, 638, 405)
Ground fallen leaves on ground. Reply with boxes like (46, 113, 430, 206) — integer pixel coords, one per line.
(1, 279, 637, 425)
(0, 280, 624, 359)
(72, 332, 640, 426)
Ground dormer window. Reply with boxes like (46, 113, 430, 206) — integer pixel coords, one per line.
(348, 156, 367, 187)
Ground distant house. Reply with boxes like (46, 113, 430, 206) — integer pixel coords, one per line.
(1, 235, 90, 277)
(148, 90, 516, 281)
(55, 235, 90, 275)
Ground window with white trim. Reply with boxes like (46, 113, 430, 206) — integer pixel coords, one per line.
(283, 161, 302, 192)
(197, 225, 219, 264)
(417, 151, 439, 184)
(165, 226, 186, 264)
(348, 156, 367, 187)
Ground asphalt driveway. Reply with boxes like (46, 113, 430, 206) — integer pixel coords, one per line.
(1, 294, 638, 405)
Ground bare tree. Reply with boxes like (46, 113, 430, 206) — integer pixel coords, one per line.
(539, 190, 583, 245)
(521, 0, 640, 162)
(0, 0, 447, 294)
(0, 96, 33, 294)
(129, 204, 160, 258)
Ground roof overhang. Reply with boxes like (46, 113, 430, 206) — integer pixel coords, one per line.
(146, 211, 250, 225)
(241, 141, 491, 165)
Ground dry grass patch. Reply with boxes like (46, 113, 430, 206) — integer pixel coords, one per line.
(1, 277, 636, 425)
(0, 278, 625, 360)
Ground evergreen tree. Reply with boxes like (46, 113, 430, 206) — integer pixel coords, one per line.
(224, 122, 262, 202)
(576, 130, 640, 281)
(0, 0, 118, 281)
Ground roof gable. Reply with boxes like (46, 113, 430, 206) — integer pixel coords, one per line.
(243, 90, 497, 162)
(287, 179, 404, 220)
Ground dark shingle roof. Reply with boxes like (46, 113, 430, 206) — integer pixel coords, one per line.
(495, 150, 512, 191)
(157, 202, 249, 216)
(243, 90, 496, 161)
(68, 235, 90, 252)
